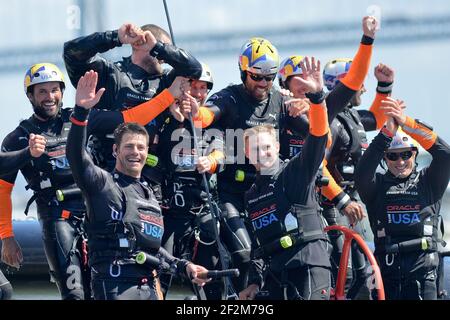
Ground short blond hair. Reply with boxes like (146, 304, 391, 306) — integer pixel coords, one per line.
(244, 125, 277, 146)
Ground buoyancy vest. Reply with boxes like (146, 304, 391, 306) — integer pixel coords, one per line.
(372, 171, 443, 254)
(87, 173, 164, 265)
(246, 165, 327, 258)
(19, 109, 74, 193)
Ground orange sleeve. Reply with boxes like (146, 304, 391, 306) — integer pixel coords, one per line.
(122, 89, 175, 125)
(369, 92, 390, 129)
(0, 179, 14, 239)
(192, 107, 215, 129)
(309, 103, 329, 137)
(207, 150, 225, 174)
(321, 162, 344, 201)
(402, 116, 437, 150)
(340, 43, 372, 91)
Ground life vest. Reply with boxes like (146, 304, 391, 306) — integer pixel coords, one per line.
(372, 171, 442, 253)
(113, 58, 165, 110)
(246, 167, 327, 258)
(87, 174, 164, 264)
(19, 109, 75, 193)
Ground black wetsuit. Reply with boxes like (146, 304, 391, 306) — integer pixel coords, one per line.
(355, 129, 450, 300)
(63, 29, 202, 199)
(157, 117, 224, 299)
(245, 102, 332, 300)
(67, 106, 191, 300)
(203, 84, 314, 291)
(0, 148, 34, 173)
(0, 109, 90, 300)
(323, 104, 382, 298)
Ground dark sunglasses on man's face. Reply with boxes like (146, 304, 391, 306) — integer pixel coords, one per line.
(385, 150, 414, 161)
(247, 72, 276, 82)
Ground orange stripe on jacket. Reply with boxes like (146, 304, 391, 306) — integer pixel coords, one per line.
(321, 162, 344, 201)
(122, 89, 175, 125)
(207, 150, 225, 174)
(341, 43, 372, 91)
(0, 179, 14, 239)
(309, 103, 329, 137)
(192, 107, 215, 129)
(402, 116, 437, 150)
(369, 92, 390, 129)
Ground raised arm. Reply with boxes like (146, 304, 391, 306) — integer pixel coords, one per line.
(66, 71, 107, 193)
(327, 16, 379, 121)
(382, 98, 450, 198)
(63, 23, 146, 88)
(283, 57, 329, 202)
(359, 63, 395, 131)
(87, 76, 189, 136)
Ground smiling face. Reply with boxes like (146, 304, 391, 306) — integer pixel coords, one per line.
(27, 81, 63, 120)
(114, 133, 149, 178)
(245, 130, 280, 171)
(384, 148, 417, 178)
(190, 80, 209, 105)
(244, 72, 276, 101)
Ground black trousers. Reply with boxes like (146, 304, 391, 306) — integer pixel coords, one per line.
(261, 265, 332, 300)
(218, 191, 253, 293)
(376, 251, 439, 300)
(39, 214, 90, 300)
(161, 208, 223, 300)
(91, 263, 161, 300)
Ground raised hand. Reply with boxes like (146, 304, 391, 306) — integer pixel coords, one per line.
(362, 16, 379, 39)
(132, 30, 157, 52)
(168, 77, 191, 100)
(75, 70, 106, 110)
(118, 23, 145, 46)
(374, 63, 394, 83)
(298, 56, 323, 93)
(385, 116, 399, 135)
(29, 133, 46, 158)
(380, 97, 406, 126)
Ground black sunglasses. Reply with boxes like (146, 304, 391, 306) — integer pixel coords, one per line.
(247, 72, 276, 82)
(385, 150, 414, 161)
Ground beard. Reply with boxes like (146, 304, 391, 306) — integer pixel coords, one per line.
(32, 101, 62, 120)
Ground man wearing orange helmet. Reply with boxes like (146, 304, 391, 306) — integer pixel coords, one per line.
(355, 98, 450, 299)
